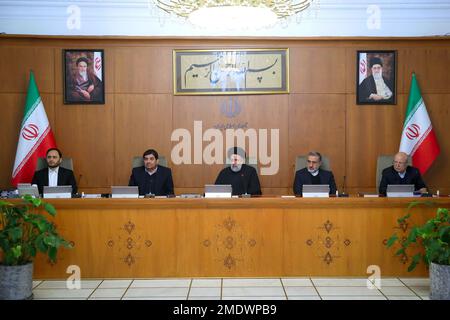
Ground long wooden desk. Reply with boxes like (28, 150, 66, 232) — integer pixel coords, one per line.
(31, 197, 450, 279)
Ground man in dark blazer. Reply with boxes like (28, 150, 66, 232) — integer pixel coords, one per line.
(379, 152, 427, 195)
(31, 148, 78, 195)
(128, 149, 174, 196)
(293, 151, 337, 195)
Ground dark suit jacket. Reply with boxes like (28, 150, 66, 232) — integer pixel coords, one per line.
(293, 168, 337, 195)
(358, 75, 394, 103)
(128, 165, 174, 196)
(379, 165, 427, 195)
(31, 167, 78, 195)
(215, 164, 262, 196)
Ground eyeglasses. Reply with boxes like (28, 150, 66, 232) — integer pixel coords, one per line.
(307, 160, 319, 164)
(393, 161, 407, 165)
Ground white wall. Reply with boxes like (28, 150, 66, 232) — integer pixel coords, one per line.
(1, 0, 450, 37)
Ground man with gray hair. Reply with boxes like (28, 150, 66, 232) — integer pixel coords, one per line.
(293, 151, 337, 195)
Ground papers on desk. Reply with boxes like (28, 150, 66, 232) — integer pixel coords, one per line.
(358, 193, 379, 198)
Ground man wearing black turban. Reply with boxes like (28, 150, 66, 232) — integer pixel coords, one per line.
(358, 56, 394, 103)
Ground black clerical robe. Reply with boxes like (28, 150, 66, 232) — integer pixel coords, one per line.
(215, 164, 262, 196)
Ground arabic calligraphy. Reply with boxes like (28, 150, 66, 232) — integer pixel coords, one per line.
(174, 49, 288, 94)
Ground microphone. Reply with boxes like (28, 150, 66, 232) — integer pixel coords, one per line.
(146, 179, 155, 198)
(338, 175, 349, 197)
(240, 173, 251, 198)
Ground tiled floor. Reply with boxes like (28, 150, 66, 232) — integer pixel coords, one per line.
(31, 277, 430, 300)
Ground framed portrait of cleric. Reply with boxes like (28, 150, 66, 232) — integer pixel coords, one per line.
(63, 49, 105, 104)
(356, 50, 396, 105)
(173, 49, 289, 95)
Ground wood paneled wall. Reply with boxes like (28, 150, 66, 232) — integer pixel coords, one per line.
(1, 36, 449, 194)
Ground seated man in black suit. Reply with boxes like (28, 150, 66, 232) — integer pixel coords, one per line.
(128, 149, 174, 196)
(293, 151, 337, 195)
(215, 147, 262, 196)
(31, 148, 78, 195)
(379, 152, 427, 196)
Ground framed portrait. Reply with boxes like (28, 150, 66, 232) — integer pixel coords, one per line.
(63, 49, 105, 104)
(356, 50, 396, 105)
(173, 48, 289, 95)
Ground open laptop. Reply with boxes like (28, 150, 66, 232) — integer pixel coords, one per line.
(302, 184, 330, 198)
(386, 184, 414, 197)
(43, 185, 72, 199)
(18, 183, 40, 198)
(204, 184, 232, 198)
(111, 186, 139, 199)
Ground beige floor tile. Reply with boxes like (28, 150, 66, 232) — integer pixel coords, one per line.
(191, 279, 222, 287)
(316, 287, 383, 296)
(285, 286, 318, 296)
(387, 296, 421, 300)
(420, 296, 430, 300)
(37, 280, 101, 289)
(321, 296, 387, 300)
(223, 278, 281, 287)
(399, 278, 429, 286)
(32, 281, 42, 289)
(90, 288, 127, 298)
(98, 280, 132, 289)
(33, 288, 94, 299)
(380, 286, 416, 296)
(131, 279, 191, 288)
(288, 296, 321, 300)
(88, 297, 121, 300)
(373, 278, 405, 287)
(122, 296, 187, 300)
(124, 287, 189, 297)
(222, 296, 286, 300)
(188, 296, 221, 300)
(312, 278, 368, 287)
(409, 286, 430, 296)
(281, 278, 313, 287)
(223, 286, 285, 297)
(189, 287, 221, 297)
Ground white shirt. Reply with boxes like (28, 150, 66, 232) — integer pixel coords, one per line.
(48, 167, 59, 187)
(398, 171, 406, 179)
(145, 166, 158, 176)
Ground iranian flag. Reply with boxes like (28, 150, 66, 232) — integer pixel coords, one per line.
(11, 71, 57, 187)
(399, 73, 440, 175)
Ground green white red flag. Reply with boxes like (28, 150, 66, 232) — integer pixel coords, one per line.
(399, 73, 440, 175)
(11, 71, 57, 186)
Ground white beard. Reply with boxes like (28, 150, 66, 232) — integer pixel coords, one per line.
(231, 164, 242, 172)
(373, 72, 382, 80)
(79, 71, 88, 81)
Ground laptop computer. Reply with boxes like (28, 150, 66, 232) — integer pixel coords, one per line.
(302, 184, 330, 198)
(386, 184, 414, 197)
(204, 184, 232, 198)
(111, 186, 139, 199)
(18, 184, 40, 198)
(43, 185, 73, 199)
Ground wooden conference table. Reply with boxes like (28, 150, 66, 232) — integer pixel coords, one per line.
(32, 196, 450, 279)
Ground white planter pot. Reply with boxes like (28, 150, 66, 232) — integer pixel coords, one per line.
(430, 262, 450, 300)
(0, 262, 34, 300)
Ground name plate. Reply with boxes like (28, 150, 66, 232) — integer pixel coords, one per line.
(302, 192, 329, 198)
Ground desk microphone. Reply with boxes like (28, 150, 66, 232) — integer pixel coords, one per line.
(338, 175, 349, 197)
(241, 173, 251, 198)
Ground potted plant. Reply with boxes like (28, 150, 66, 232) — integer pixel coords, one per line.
(0, 195, 72, 300)
(386, 202, 450, 300)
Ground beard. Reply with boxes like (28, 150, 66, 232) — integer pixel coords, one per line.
(231, 164, 242, 172)
(79, 71, 88, 81)
(373, 71, 382, 80)
(307, 168, 318, 174)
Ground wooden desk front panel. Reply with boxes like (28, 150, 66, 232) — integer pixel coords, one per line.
(33, 198, 449, 278)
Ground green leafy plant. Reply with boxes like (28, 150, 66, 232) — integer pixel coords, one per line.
(0, 195, 72, 266)
(386, 201, 450, 271)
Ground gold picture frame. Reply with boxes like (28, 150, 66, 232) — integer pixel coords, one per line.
(173, 48, 289, 95)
